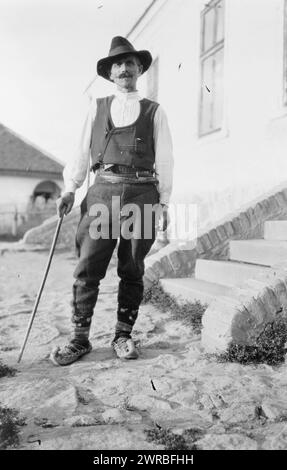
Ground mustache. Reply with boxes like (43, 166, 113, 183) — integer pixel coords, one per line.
(118, 73, 132, 78)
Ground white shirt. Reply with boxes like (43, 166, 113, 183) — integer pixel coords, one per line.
(63, 90, 174, 205)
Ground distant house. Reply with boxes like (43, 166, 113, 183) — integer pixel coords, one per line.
(127, 0, 287, 232)
(0, 122, 64, 237)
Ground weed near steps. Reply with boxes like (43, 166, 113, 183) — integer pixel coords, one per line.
(218, 317, 287, 366)
(143, 281, 207, 334)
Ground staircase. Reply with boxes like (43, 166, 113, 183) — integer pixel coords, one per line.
(161, 220, 287, 305)
(160, 220, 287, 352)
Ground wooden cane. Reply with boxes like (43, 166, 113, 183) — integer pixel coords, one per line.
(17, 213, 65, 363)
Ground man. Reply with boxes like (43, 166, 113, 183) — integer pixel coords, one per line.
(50, 36, 173, 366)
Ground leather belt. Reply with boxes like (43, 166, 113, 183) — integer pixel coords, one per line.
(102, 164, 155, 178)
(97, 168, 157, 183)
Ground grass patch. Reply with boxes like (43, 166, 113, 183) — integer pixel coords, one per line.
(145, 426, 201, 450)
(0, 360, 17, 378)
(0, 406, 25, 449)
(218, 318, 287, 366)
(143, 282, 207, 334)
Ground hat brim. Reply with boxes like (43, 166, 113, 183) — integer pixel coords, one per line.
(97, 50, 152, 81)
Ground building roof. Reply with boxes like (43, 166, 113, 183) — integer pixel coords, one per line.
(126, 0, 158, 38)
(0, 122, 64, 179)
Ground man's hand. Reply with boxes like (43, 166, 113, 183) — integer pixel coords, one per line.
(56, 192, 75, 218)
(158, 204, 170, 232)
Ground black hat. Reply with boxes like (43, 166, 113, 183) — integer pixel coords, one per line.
(97, 36, 152, 81)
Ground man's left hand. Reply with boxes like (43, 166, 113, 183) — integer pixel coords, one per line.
(158, 204, 170, 232)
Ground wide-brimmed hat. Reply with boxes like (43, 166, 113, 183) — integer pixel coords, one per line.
(97, 36, 152, 81)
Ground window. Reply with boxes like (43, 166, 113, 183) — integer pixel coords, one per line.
(199, 0, 225, 136)
(284, 0, 287, 105)
(147, 57, 159, 101)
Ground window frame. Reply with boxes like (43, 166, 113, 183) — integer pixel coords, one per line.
(283, 0, 287, 106)
(199, 0, 225, 137)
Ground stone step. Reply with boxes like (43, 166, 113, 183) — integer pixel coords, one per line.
(160, 277, 235, 305)
(195, 259, 273, 287)
(230, 239, 287, 266)
(264, 220, 287, 240)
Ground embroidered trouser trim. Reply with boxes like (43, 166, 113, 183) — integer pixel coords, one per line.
(114, 307, 139, 340)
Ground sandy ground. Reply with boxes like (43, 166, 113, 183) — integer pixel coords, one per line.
(1, 247, 287, 450)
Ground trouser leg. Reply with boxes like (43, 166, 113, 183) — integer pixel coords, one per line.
(71, 238, 117, 344)
(114, 182, 159, 340)
(71, 180, 120, 344)
(114, 238, 155, 340)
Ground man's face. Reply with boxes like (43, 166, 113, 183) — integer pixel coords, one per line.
(109, 54, 143, 91)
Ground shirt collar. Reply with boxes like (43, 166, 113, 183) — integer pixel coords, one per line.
(114, 90, 141, 101)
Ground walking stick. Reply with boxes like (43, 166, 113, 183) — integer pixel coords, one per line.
(17, 213, 65, 363)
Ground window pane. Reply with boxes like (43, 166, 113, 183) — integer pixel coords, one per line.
(200, 55, 214, 134)
(284, 57, 287, 105)
(216, 1, 225, 43)
(199, 1, 225, 136)
(284, 0, 287, 105)
(203, 7, 216, 52)
(213, 48, 224, 129)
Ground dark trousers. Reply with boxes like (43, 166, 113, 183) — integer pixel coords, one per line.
(71, 172, 159, 335)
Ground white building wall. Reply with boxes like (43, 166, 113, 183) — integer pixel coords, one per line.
(0, 174, 64, 235)
(0, 175, 63, 211)
(128, 0, 287, 230)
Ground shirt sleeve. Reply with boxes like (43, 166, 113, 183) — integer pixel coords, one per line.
(63, 98, 97, 193)
(153, 105, 174, 205)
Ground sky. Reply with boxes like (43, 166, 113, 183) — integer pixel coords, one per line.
(0, 0, 152, 165)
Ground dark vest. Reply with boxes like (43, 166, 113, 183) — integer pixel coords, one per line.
(90, 95, 159, 171)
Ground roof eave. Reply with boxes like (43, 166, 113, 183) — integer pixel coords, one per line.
(126, 0, 169, 41)
(0, 169, 63, 180)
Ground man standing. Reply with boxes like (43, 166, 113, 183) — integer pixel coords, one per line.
(50, 36, 173, 366)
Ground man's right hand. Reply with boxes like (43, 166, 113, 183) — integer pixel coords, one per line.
(56, 192, 75, 217)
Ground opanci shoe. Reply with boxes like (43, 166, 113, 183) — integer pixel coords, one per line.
(50, 341, 92, 366)
(112, 337, 139, 360)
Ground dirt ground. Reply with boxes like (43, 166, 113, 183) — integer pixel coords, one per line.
(0, 247, 287, 450)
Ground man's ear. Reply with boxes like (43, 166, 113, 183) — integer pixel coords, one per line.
(138, 64, 143, 76)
